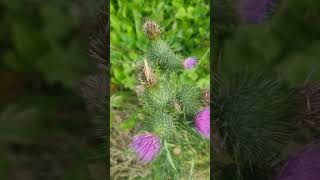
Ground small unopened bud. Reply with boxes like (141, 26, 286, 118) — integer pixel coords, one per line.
(143, 20, 161, 39)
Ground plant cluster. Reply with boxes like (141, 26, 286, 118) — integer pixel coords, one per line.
(129, 20, 210, 179)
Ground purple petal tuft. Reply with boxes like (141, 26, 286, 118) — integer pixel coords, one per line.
(238, 0, 272, 24)
(277, 141, 320, 180)
(130, 133, 161, 164)
(195, 107, 210, 138)
(183, 57, 198, 69)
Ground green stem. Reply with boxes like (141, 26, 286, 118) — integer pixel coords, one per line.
(164, 140, 177, 172)
(188, 158, 195, 180)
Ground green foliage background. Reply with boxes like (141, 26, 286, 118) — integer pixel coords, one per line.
(216, 0, 320, 85)
(214, 0, 320, 179)
(0, 0, 105, 179)
(111, 0, 210, 91)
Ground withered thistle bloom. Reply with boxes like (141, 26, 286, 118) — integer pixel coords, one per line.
(237, 0, 272, 24)
(203, 88, 210, 105)
(183, 57, 197, 69)
(195, 107, 210, 138)
(143, 20, 161, 39)
(299, 83, 320, 129)
(130, 133, 161, 164)
(138, 59, 157, 86)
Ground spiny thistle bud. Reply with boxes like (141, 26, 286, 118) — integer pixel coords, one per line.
(143, 19, 161, 39)
(143, 112, 177, 138)
(195, 107, 210, 138)
(141, 79, 177, 111)
(237, 0, 274, 24)
(214, 73, 299, 168)
(130, 133, 161, 164)
(277, 141, 320, 180)
(183, 57, 198, 69)
(177, 85, 202, 115)
(147, 39, 182, 71)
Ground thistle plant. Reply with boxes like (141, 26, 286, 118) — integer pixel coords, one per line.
(129, 19, 210, 179)
(212, 72, 300, 180)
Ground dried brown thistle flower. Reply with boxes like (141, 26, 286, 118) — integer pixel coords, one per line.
(203, 88, 210, 105)
(299, 83, 320, 129)
(138, 59, 157, 86)
(143, 19, 161, 39)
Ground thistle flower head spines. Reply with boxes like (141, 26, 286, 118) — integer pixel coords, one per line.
(143, 112, 177, 138)
(130, 133, 161, 164)
(147, 40, 182, 71)
(143, 20, 161, 39)
(177, 85, 202, 115)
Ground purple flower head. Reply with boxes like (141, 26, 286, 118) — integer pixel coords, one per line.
(130, 133, 161, 164)
(183, 57, 197, 69)
(277, 141, 320, 180)
(237, 0, 273, 24)
(195, 107, 210, 138)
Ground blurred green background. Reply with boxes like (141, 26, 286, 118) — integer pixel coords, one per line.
(0, 0, 105, 179)
(216, 0, 320, 85)
(110, 0, 210, 179)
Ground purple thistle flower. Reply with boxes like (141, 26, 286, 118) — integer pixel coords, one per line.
(183, 57, 197, 69)
(237, 0, 273, 24)
(277, 141, 320, 180)
(130, 133, 161, 164)
(195, 107, 210, 139)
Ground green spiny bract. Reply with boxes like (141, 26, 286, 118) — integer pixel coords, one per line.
(213, 72, 299, 178)
(142, 111, 177, 139)
(140, 76, 178, 111)
(177, 85, 202, 116)
(147, 39, 182, 71)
